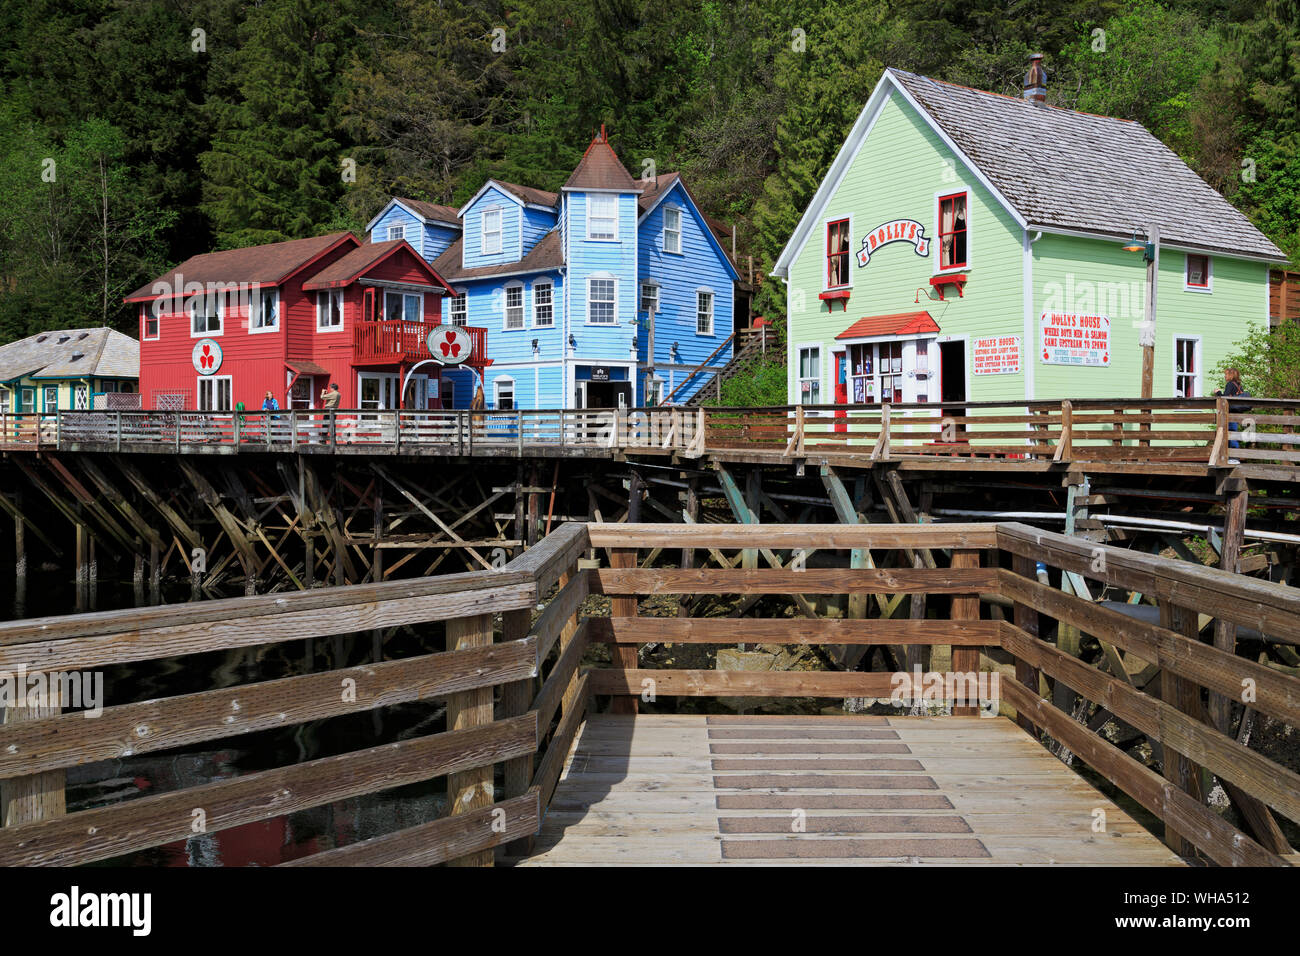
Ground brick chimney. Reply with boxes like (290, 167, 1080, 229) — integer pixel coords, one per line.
(1024, 53, 1047, 104)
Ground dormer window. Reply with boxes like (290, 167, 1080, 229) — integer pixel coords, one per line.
(482, 207, 502, 255)
(588, 195, 618, 240)
(663, 207, 682, 254)
(387, 224, 405, 242)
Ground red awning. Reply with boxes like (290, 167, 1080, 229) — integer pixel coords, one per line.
(835, 311, 940, 340)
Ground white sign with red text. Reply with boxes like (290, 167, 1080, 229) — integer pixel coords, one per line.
(857, 219, 930, 267)
(1040, 312, 1110, 367)
(972, 335, 1021, 375)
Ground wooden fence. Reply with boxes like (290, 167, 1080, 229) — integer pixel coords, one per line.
(1, 520, 1297, 865)
(6, 396, 1293, 472)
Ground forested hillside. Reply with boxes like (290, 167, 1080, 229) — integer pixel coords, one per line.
(2, 0, 1297, 341)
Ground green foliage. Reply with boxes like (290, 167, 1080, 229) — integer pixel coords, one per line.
(1217, 320, 1300, 398)
(704, 356, 789, 407)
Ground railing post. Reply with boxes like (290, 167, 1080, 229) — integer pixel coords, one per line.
(115, 411, 122, 453)
(609, 548, 639, 715)
(445, 612, 495, 866)
(500, 607, 535, 857)
(1212, 396, 1229, 466)
(1158, 599, 1205, 858)
(393, 409, 401, 453)
(1053, 400, 1073, 462)
(517, 409, 523, 455)
(950, 549, 981, 716)
(232, 409, 241, 446)
(329, 410, 337, 450)
(290, 410, 299, 452)
(1008, 555, 1043, 736)
(1, 681, 65, 827)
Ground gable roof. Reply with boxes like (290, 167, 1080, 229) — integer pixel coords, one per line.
(302, 239, 455, 293)
(775, 69, 1284, 275)
(0, 328, 139, 382)
(636, 173, 741, 283)
(564, 127, 641, 193)
(837, 311, 940, 340)
(365, 197, 462, 233)
(125, 232, 357, 302)
(459, 179, 559, 218)
(432, 228, 565, 283)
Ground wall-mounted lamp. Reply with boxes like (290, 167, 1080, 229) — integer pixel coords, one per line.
(531, 338, 539, 355)
(568, 333, 577, 350)
(914, 287, 942, 304)
(1121, 230, 1156, 263)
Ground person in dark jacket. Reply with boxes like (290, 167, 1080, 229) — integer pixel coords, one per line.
(1214, 367, 1245, 452)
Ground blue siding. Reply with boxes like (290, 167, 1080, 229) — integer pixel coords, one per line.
(566, 191, 639, 368)
(522, 205, 559, 256)
(638, 181, 737, 403)
(423, 222, 460, 261)
(462, 184, 524, 269)
(369, 205, 427, 258)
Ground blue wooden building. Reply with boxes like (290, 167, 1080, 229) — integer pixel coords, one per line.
(366, 129, 741, 410)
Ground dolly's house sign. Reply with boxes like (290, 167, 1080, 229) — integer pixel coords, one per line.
(192, 339, 223, 375)
(857, 219, 931, 267)
(1040, 312, 1110, 366)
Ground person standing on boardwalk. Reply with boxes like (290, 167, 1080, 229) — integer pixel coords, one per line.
(1214, 367, 1246, 452)
(320, 382, 341, 442)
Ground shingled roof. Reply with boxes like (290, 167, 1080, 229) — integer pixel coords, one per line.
(396, 198, 461, 225)
(302, 239, 455, 293)
(495, 181, 559, 208)
(125, 232, 357, 301)
(0, 328, 139, 381)
(886, 69, 1283, 260)
(433, 229, 564, 283)
(564, 126, 641, 193)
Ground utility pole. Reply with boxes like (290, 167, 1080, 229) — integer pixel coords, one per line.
(1139, 223, 1159, 399)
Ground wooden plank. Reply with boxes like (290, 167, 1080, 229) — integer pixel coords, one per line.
(0, 638, 535, 780)
(998, 680, 1284, 867)
(609, 549, 640, 715)
(591, 669, 962, 698)
(594, 567, 997, 595)
(0, 714, 536, 867)
(587, 616, 1004, 645)
(587, 523, 999, 550)
(950, 549, 981, 716)
(500, 609, 537, 857)
(532, 620, 590, 745)
(504, 522, 589, 595)
(534, 674, 589, 810)
(282, 789, 540, 867)
(446, 613, 496, 866)
(533, 569, 590, 664)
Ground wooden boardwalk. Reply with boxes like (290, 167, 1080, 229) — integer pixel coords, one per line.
(513, 714, 1184, 866)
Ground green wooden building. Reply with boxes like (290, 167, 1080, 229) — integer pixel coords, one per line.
(772, 63, 1285, 409)
(0, 327, 139, 415)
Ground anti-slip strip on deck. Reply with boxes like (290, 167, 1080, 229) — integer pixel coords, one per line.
(720, 838, 992, 860)
(712, 774, 940, 790)
(705, 716, 892, 725)
(708, 743, 913, 754)
(716, 793, 956, 810)
(710, 758, 925, 771)
(718, 815, 973, 834)
(707, 728, 901, 740)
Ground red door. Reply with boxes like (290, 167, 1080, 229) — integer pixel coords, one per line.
(834, 351, 848, 432)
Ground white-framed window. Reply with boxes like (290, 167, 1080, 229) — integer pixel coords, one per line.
(504, 283, 524, 330)
(142, 304, 160, 340)
(387, 224, 405, 242)
(532, 281, 553, 327)
(696, 289, 714, 335)
(290, 376, 314, 409)
(42, 386, 58, 411)
(797, 346, 821, 404)
(1185, 253, 1212, 292)
(587, 194, 618, 240)
(449, 293, 467, 326)
(197, 375, 233, 411)
(640, 282, 659, 314)
(1174, 336, 1202, 398)
(19, 387, 34, 413)
(73, 384, 88, 410)
(663, 206, 682, 254)
(0, 388, 9, 414)
(646, 376, 664, 406)
(481, 207, 502, 255)
(494, 377, 515, 410)
(189, 293, 223, 336)
(316, 289, 344, 331)
(587, 277, 616, 324)
(384, 290, 423, 323)
(252, 287, 279, 331)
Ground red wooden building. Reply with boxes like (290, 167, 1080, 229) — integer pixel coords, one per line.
(127, 232, 487, 411)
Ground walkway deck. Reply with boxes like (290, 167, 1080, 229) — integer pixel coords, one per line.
(514, 714, 1183, 866)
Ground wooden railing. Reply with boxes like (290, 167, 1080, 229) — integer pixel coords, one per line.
(352, 320, 488, 365)
(0, 520, 1297, 865)
(31, 396, 1298, 470)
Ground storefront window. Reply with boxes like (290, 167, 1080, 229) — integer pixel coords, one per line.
(847, 343, 875, 403)
(798, 346, 821, 404)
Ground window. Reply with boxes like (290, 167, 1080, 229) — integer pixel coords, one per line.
(440, 378, 455, 409)
(647, 377, 664, 406)
(588, 194, 617, 240)
(696, 290, 714, 335)
(449, 293, 467, 326)
(387, 224, 405, 242)
(482, 208, 502, 255)
(384, 290, 422, 323)
(879, 341, 904, 403)
(290, 377, 314, 409)
(798, 346, 822, 404)
(0, 388, 8, 414)
(533, 281, 553, 327)
(189, 293, 222, 336)
(19, 387, 35, 413)
(253, 288, 279, 331)
(1175, 337, 1201, 397)
(142, 304, 159, 340)
(641, 282, 659, 315)
(43, 386, 58, 411)
(316, 290, 344, 330)
(847, 343, 875, 403)
(1186, 254, 1211, 290)
(197, 375, 232, 411)
(938, 192, 968, 270)
(588, 277, 616, 324)
(663, 207, 682, 254)
(504, 285, 524, 329)
(826, 219, 850, 288)
(494, 377, 515, 410)
(74, 385, 88, 410)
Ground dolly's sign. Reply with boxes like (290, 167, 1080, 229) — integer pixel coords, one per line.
(857, 219, 930, 267)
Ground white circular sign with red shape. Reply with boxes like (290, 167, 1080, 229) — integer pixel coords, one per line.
(192, 338, 223, 375)
(428, 325, 472, 365)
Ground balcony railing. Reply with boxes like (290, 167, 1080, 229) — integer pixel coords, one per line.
(352, 319, 488, 366)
